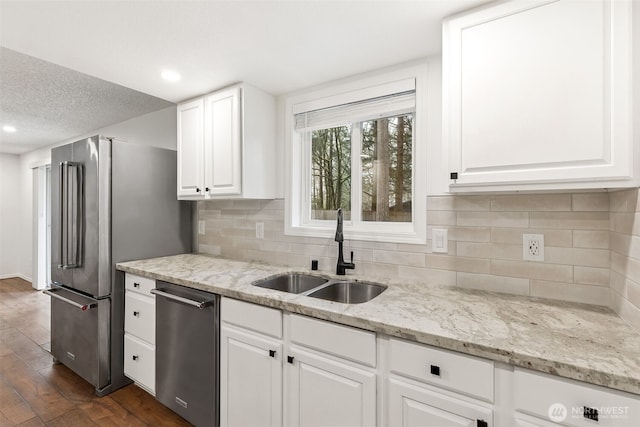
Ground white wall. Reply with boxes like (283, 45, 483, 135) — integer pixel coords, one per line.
(0, 154, 25, 278)
(8, 105, 177, 282)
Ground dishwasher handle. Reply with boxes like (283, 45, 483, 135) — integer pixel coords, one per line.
(151, 288, 216, 310)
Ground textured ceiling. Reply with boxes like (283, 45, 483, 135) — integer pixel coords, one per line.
(0, 0, 490, 155)
(0, 48, 173, 154)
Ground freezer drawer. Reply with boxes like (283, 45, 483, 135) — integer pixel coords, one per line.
(46, 286, 110, 390)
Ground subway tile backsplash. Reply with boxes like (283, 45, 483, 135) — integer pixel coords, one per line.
(197, 189, 640, 332)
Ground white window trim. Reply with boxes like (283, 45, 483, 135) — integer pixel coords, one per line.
(284, 63, 427, 244)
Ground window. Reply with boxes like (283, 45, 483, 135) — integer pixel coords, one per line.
(286, 65, 427, 244)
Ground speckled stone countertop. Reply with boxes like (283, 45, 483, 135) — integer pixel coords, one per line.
(117, 253, 640, 395)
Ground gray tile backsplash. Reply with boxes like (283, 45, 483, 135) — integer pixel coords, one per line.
(197, 189, 640, 332)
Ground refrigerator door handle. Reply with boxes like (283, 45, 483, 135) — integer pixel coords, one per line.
(58, 161, 84, 270)
(44, 288, 97, 311)
(151, 288, 216, 309)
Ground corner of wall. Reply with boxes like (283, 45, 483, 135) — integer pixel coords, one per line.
(608, 188, 640, 333)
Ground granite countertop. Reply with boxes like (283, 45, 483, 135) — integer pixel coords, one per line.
(117, 253, 640, 395)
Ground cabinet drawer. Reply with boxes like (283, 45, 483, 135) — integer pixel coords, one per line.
(389, 338, 494, 402)
(389, 378, 493, 427)
(514, 368, 640, 427)
(221, 297, 282, 338)
(124, 334, 155, 394)
(125, 273, 156, 296)
(125, 291, 155, 344)
(289, 314, 376, 367)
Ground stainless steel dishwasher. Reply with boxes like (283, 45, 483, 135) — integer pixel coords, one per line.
(152, 281, 219, 427)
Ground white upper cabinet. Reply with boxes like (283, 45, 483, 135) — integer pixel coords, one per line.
(177, 83, 276, 199)
(177, 98, 204, 197)
(205, 88, 242, 196)
(443, 0, 636, 192)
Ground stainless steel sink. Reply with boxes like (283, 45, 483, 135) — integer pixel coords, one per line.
(253, 274, 328, 294)
(307, 281, 386, 304)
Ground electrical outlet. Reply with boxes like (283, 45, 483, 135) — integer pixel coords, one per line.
(198, 220, 205, 235)
(256, 222, 264, 239)
(523, 234, 544, 262)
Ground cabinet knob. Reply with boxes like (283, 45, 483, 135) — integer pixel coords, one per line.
(476, 420, 488, 427)
(133, 311, 139, 316)
(269, 350, 276, 358)
(205, 187, 210, 192)
(132, 355, 138, 361)
(133, 282, 140, 288)
(196, 187, 201, 193)
(287, 356, 294, 364)
(430, 365, 440, 376)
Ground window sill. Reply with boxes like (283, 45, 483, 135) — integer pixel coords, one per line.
(285, 223, 426, 245)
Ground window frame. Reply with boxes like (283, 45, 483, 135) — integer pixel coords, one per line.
(284, 63, 427, 244)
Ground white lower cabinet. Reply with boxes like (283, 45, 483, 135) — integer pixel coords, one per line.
(220, 297, 283, 427)
(123, 273, 156, 395)
(220, 324, 282, 427)
(513, 368, 640, 427)
(287, 346, 376, 427)
(220, 298, 377, 427)
(386, 337, 493, 427)
(388, 378, 492, 427)
(219, 297, 640, 427)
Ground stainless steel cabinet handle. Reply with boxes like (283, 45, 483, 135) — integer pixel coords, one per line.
(151, 288, 216, 309)
(44, 289, 96, 311)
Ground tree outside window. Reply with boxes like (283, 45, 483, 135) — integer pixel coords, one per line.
(309, 113, 413, 223)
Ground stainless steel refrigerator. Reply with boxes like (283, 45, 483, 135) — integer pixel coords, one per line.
(45, 135, 192, 396)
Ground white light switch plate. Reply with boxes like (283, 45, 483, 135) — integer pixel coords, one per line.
(432, 229, 448, 253)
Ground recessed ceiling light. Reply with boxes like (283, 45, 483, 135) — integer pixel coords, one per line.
(2, 125, 16, 133)
(161, 70, 181, 82)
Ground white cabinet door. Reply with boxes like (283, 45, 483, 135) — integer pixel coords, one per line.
(205, 87, 242, 196)
(177, 98, 205, 198)
(220, 324, 282, 427)
(287, 346, 376, 427)
(444, 0, 634, 191)
(388, 378, 492, 427)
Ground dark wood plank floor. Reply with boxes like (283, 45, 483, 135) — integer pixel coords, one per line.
(0, 277, 192, 427)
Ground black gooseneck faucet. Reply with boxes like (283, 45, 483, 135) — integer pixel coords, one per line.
(335, 208, 355, 275)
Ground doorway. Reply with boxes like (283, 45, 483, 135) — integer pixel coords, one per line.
(33, 164, 51, 290)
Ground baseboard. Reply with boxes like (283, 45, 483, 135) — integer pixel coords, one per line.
(0, 273, 33, 283)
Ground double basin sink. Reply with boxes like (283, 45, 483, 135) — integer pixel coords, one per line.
(253, 273, 386, 304)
